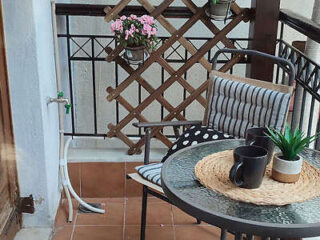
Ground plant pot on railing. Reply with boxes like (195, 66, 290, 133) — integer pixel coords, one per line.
(206, 0, 235, 20)
(124, 46, 149, 65)
(111, 14, 158, 66)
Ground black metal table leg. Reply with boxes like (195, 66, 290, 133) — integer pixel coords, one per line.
(140, 185, 148, 240)
(220, 229, 227, 240)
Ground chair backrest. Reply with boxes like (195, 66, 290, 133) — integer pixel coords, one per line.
(203, 70, 294, 138)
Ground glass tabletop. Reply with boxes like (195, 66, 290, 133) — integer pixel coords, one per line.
(161, 139, 320, 236)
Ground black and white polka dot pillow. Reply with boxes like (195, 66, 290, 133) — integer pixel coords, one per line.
(161, 125, 234, 162)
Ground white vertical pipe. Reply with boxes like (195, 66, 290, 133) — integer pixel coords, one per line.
(51, 1, 73, 222)
(51, 1, 105, 216)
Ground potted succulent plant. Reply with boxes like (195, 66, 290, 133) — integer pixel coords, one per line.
(111, 14, 158, 64)
(266, 125, 319, 183)
(207, 0, 235, 20)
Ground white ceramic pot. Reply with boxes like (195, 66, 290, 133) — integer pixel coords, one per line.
(272, 153, 303, 183)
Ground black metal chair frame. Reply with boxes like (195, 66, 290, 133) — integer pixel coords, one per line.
(127, 48, 295, 240)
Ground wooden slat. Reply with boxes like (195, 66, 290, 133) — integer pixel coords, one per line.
(157, 57, 206, 106)
(105, 47, 186, 122)
(109, 12, 245, 144)
(182, 0, 237, 49)
(138, 0, 211, 71)
(105, 0, 176, 62)
(129, 80, 209, 154)
(106, 87, 172, 148)
(104, 0, 132, 22)
(106, 7, 205, 101)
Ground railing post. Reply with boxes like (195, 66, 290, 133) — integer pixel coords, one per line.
(247, 0, 280, 82)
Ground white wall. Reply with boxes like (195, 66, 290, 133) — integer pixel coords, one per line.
(2, 0, 60, 228)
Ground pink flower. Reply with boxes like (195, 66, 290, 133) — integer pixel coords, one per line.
(139, 15, 154, 25)
(120, 15, 126, 21)
(111, 19, 123, 33)
(130, 24, 136, 32)
(151, 27, 157, 35)
(130, 14, 137, 20)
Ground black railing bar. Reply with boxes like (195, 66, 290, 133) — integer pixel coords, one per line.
(64, 132, 178, 139)
(115, 39, 119, 125)
(91, 37, 98, 134)
(56, 4, 194, 18)
(70, 37, 91, 58)
(295, 78, 320, 102)
(307, 93, 316, 138)
(315, 117, 320, 150)
(279, 40, 320, 68)
(299, 84, 308, 129)
(279, 9, 320, 44)
(165, 44, 184, 61)
(66, 15, 75, 135)
(275, 42, 283, 84)
(68, 57, 249, 65)
(161, 38, 165, 123)
(58, 33, 253, 42)
(183, 48, 188, 119)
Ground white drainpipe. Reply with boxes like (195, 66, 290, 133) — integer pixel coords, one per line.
(50, 1, 105, 222)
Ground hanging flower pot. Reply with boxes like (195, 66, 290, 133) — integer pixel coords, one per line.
(124, 46, 149, 65)
(206, 0, 235, 21)
(111, 14, 158, 65)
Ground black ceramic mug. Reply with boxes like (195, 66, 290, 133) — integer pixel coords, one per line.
(229, 145, 268, 189)
(245, 127, 275, 164)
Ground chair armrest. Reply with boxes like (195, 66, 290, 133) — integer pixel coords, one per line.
(132, 120, 202, 128)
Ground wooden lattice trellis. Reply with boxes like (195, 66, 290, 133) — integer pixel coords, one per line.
(104, 0, 251, 155)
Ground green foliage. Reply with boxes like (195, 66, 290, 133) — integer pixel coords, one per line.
(212, 0, 220, 4)
(266, 125, 320, 161)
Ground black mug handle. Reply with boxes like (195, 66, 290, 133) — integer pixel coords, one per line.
(229, 161, 244, 186)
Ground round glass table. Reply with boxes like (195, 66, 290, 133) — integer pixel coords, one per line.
(161, 139, 320, 238)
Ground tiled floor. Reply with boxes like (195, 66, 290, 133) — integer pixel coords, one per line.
(52, 197, 233, 240)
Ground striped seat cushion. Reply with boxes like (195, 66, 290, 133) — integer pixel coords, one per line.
(135, 163, 163, 186)
(206, 76, 291, 138)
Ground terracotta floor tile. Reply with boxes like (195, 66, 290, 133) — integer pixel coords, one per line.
(125, 197, 173, 225)
(172, 206, 201, 225)
(52, 226, 73, 240)
(68, 163, 81, 197)
(125, 225, 174, 240)
(72, 226, 123, 240)
(76, 198, 125, 226)
(81, 162, 125, 198)
(55, 199, 79, 227)
(175, 225, 234, 240)
(125, 162, 143, 197)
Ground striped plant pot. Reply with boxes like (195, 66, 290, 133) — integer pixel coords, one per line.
(272, 153, 303, 183)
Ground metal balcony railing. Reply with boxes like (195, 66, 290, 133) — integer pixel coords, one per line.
(55, 4, 320, 149)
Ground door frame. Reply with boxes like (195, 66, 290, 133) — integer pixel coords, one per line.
(0, 1, 20, 239)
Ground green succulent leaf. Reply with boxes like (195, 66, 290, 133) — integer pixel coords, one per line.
(266, 125, 320, 161)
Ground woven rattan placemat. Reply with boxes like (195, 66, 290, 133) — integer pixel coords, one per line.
(194, 150, 320, 206)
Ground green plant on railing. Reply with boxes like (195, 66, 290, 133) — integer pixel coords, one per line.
(266, 125, 320, 161)
(212, 0, 220, 4)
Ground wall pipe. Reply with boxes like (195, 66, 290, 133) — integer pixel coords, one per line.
(51, 1, 105, 222)
(51, 0, 73, 222)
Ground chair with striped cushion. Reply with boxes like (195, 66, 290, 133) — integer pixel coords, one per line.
(127, 49, 295, 240)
